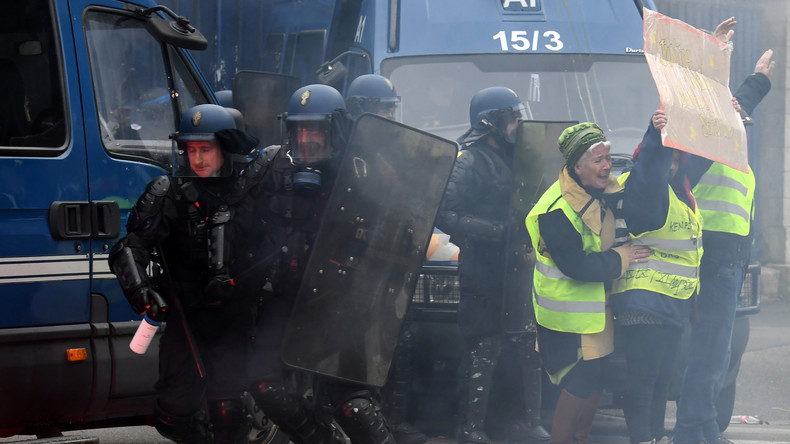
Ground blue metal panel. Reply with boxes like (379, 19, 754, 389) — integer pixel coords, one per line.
(388, 0, 647, 59)
(160, 0, 276, 91)
(0, 0, 92, 327)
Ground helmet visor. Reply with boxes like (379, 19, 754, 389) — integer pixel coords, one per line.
(374, 97, 401, 121)
(172, 135, 233, 178)
(502, 102, 529, 144)
(508, 102, 529, 122)
(285, 118, 337, 166)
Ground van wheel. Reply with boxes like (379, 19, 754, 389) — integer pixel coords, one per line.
(716, 376, 737, 433)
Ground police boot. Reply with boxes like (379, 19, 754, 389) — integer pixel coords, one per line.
(154, 404, 212, 444)
(383, 328, 427, 444)
(457, 336, 500, 444)
(384, 384, 427, 444)
(507, 367, 550, 443)
(334, 391, 396, 444)
(251, 381, 340, 444)
(209, 399, 249, 444)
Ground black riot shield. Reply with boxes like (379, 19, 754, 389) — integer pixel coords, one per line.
(281, 113, 458, 386)
(501, 121, 578, 333)
(232, 71, 301, 147)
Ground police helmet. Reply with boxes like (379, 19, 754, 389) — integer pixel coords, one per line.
(215, 90, 233, 108)
(468, 87, 527, 144)
(345, 74, 400, 119)
(173, 104, 237, 178)
(284, 84, 346, 166)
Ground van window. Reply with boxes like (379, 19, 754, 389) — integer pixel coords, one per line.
(167, 45, 209, 117)
(283, 33, 297, 75)
(262, 34, 285, 72)
(84, 9, 209, 169)
(292, 30, 327, 84)
(0, 0, 67, 152)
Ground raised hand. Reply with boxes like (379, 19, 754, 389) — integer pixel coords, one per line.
(713, 17, 736, 43)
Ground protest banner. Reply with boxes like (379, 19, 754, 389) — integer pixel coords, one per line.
(643, 8, 748, 172)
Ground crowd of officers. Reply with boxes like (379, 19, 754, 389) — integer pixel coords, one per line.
(108, 16, 775, 444)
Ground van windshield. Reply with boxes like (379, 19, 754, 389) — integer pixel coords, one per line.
(384, 54, 658, 156)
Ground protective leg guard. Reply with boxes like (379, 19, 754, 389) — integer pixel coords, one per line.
(154, 404, 212, 444)
(251, 381, 339, 444)
(457, 336, 500, 444)
(335, 393, 396, 444)
(209, 399, 249, 444)
(383, 328, 427, 444)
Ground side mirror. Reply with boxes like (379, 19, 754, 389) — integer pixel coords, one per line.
(316, 60, 348, 86)
(315, 50, 373, 86)
(138, 6, 208, 51)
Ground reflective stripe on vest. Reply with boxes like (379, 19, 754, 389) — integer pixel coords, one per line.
(526, 180, 606, 334)
(613, 180, 703, 300)
(692, 163, 754, 236)
(535, 261, 570, 280)
(533, 288, 605, 314)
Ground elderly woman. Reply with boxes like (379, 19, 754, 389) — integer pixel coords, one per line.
(525, 122, 650, 444)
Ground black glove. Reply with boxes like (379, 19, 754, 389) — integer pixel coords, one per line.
(204, 273, 235, 305)
(129, 286, 168, 320)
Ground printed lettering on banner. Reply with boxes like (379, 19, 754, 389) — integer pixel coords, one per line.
(643, 8, 748, 172)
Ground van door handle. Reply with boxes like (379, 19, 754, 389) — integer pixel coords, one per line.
(91, 200, 120, 239)
(48, 201, 121, 240)
(49, 201, 92, 240)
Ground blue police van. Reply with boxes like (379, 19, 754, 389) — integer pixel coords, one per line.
(0, 0, 220, 438)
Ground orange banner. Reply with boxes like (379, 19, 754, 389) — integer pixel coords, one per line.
(643, 8, 748, 172)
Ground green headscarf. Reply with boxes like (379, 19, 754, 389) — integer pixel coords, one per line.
(558, 122, 607, 167)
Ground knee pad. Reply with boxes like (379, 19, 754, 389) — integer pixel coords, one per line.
(336, 395, 395, 444)
(251, 381, 303, 420)
(251, 381, 330, 444)
(154, 404, 211, 444)
(468, 335, 501, 373)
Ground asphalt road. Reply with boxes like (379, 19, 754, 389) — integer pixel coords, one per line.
(4, 301, 790, 444)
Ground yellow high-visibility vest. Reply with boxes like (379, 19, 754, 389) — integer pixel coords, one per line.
(525, 181, 606, 334)
(613, 172, 703, 299)
(692, 163, 754, 236)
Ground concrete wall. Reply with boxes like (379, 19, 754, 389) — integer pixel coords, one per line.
(751, 0, 789, 300)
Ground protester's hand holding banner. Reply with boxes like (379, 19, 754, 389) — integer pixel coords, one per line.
(643, 8, 748, 172)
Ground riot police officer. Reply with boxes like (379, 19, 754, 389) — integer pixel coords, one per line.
(247, 84, 396, 444)
(108, 104, 265, 443)
(346, 74, 400, 120)
(344, 74, 426, 444)
(436, 87, 550, 444)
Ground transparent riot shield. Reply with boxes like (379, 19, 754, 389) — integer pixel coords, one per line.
(281, 113, 458, 386)
(232, 71, 301, 147)
(501, 120, 578, 333)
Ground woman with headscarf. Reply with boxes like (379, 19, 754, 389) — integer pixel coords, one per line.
(525, 122, 651, 444)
